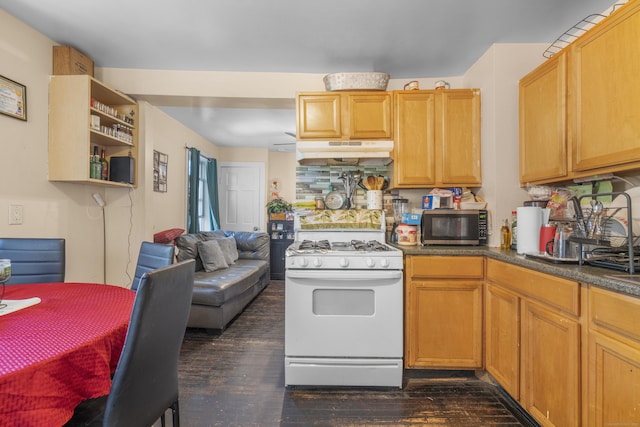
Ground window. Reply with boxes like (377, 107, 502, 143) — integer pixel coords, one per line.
(196, 157, 214, 231)
(187, 149, 219, 233)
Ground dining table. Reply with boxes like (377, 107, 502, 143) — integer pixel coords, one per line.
(0, 282, 135, 427)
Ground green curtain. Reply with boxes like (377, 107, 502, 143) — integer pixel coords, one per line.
(206, 158, 220, 230)
(187, 148, 200, 233)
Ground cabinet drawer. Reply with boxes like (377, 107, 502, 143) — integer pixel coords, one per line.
(486, 259, 579, 316)
(590, 287, 640, 346)
(408, 256, 483, 279)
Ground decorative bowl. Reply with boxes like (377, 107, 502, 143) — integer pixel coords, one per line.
(323, 72, 390, 91)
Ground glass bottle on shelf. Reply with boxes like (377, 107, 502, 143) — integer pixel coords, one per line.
(100, 149, 109, 180)
(90, 146, 101, 179)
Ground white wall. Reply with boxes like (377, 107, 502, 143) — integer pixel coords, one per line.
(0, 10, 228, 286)
(464, 43, 549, 246)
(0, 10, 106, 283)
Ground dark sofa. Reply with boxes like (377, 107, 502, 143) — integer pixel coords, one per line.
(174, 230, 270, 332)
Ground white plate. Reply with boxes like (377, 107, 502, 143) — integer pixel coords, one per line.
(609, 186, 640, 218)
(609, 187, 640, 236)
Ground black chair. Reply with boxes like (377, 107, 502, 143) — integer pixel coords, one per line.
(0, 238, 65, 284)
(131, 241, 175, 291)
(67, 259, 195, 427)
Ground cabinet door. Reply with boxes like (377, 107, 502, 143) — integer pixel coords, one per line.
(438, 90, 482, 186)
(521, 300, 581, 427)
(485, 283, 520, 399)
(405, 256, 484, 369)
(571, 2, 640, 172)
(588, 332, 640, 427)
(296, 93, 342, 139)
(393, 91, 437, 186)
(588, 286, 640, 427)
(348, 93, 392, 139)
(519, 53, 568, 184)
(406, 280, 483, 368)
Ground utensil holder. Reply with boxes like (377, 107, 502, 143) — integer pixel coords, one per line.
(367, 190, 383, 210)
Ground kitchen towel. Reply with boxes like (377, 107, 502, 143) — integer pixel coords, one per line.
(517, 206, 542, 254)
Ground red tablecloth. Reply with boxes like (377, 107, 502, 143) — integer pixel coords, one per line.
(0, 282, 135, 427)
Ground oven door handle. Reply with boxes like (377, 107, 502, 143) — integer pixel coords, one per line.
(286, 270, 402, 281)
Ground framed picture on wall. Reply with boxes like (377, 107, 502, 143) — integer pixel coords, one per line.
(153, 150, 168, 192)
(0, 75, 27, 121)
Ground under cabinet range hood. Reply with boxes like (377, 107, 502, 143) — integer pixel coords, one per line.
(296, 140, 394, 166)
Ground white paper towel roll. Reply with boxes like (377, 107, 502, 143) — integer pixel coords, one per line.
(517, 207, 542, 254)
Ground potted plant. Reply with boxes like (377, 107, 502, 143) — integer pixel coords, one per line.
(266, 198, 292, 220)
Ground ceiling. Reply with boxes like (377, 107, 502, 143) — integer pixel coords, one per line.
(1, 0, 619, 152)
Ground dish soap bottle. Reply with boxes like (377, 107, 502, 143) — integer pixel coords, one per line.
(500, 219, 511, 249)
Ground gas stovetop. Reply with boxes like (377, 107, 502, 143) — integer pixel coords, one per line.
(286, 239, 403, 270)
(291, 239, 394, 254)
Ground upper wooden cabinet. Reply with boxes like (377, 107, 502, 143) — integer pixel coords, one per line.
(391, 89, 481, 188)
(570, 0, 640, 173)
(519, 0, 640, 184)
(48, 75, 138, 187)
(296, 92, 392, 140)
(519, 52, 568, 185)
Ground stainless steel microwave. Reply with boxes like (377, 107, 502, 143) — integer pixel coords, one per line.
(420, 210, 488, 246)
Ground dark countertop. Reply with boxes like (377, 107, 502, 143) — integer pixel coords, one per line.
(393, 244, 640, 298)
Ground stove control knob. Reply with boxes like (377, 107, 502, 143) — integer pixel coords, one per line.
(380, 258, 390, 268)
(298, 257, 309, 268)
(312, 257, 322, 267)
(339, 257, 349, 268)
(365, 258, 375, 268)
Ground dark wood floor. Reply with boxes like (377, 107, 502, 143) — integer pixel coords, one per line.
(175, 281, 539, 427)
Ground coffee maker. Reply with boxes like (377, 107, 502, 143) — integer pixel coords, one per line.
(390, 198, 408, 243)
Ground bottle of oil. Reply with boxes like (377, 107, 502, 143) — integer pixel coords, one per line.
(500, 218, 512, 249)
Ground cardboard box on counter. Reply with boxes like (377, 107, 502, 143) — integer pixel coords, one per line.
(53, 45, 94, 76)
(401, 213, 421, 225)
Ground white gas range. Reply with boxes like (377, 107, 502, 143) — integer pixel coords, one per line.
(284, 210, 404, 388)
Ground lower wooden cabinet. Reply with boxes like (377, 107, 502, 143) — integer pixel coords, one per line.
(403, 255, 640, 426)
(405, 256, 484, 369)
(521, 300, 581, 427)
(485, 283, 520, 399)
(485, 259, 581, 427)
(587, 287, 640, 427)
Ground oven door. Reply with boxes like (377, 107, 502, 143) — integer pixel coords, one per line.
(285, 269, 403, 358)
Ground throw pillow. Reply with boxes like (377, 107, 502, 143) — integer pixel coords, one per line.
(197, 240, 229, 272)
(213, 236, 239, 265)
(153, 228, 185, 244)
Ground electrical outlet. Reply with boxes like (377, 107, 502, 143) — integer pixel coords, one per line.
(9, 205, 23, 225)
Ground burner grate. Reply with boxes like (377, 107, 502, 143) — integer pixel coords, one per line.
(351, 240, 390, 252)
(298, 240, 330, 250)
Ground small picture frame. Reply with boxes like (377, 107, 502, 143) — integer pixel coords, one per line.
(0, 75, 27, 121)
(153, 150, 168, 192)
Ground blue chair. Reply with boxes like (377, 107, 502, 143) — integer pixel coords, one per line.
(65, 259, 195, 427)
(0, 238, 65, 284)
(131, 242, 174, 291)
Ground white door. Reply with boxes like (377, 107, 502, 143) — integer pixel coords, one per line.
(218, 162, 265, 232)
